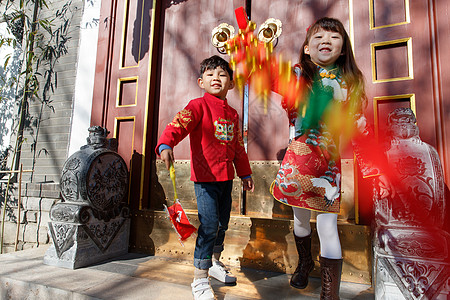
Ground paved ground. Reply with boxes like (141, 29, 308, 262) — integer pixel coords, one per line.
(0, 246, 374, 300)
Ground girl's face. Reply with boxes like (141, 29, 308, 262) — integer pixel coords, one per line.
(304, 28, 344, 69)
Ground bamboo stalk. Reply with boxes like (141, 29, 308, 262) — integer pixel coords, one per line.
(0, 172, 14, 254)
(0, 0, 39, 254)
(14, 164, 23, 252)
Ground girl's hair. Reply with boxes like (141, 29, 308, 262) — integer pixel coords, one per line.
(200, 55, 233, 80)
(299, 17, 367, 109)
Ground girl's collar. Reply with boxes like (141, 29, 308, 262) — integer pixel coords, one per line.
(315, 64, 340, 79)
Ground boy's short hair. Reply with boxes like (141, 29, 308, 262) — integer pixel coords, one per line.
(200, 55, 233, 80)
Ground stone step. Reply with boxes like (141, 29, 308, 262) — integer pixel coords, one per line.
(0, 246, 374, 300)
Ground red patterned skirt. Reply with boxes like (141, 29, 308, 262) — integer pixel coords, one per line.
(270, 134, 341, 213)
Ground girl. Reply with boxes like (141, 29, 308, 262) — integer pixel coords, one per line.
(271, 17, 392, 299)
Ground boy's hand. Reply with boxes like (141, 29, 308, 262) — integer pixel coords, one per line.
(160, 148, 174, 170)
(242, 177, 255, 192)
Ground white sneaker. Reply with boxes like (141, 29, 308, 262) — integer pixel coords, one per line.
(209, 261, 237, 284)
(191, 277, 215, 300)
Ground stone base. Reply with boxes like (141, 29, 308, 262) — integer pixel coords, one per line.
(374, 252, 450, 300)
(43, 217, 130, 269)
(373, 225, 450, 300)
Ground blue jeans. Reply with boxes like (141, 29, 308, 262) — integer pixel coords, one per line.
(193, 180, 233, 270)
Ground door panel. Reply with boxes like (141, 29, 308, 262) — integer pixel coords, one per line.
(91, 0, 159, 209)
(354, 0, 436, 145)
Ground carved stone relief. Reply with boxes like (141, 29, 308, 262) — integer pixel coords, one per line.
(373, 108, 450, 300)
(44, 126, 130, 269)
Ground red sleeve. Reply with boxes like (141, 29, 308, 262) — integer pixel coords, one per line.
(275, 64, 307, 125)
(155, 101, 201, 155)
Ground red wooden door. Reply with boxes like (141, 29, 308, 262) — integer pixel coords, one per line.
(352, 0, 449, 221)
(90, 0, 449, 230)
(91, 0, 160, 209)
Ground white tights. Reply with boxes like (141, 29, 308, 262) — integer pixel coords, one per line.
(292, 207, 342, 259)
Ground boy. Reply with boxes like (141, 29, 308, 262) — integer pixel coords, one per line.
(156, 55, 254, 300)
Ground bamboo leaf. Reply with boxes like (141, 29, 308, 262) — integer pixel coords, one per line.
(3, 56, 11, 69)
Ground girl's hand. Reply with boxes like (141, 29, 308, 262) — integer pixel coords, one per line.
(242, 177, 255, 192)
(160, 149, 174, 170)
(378, 174, 395, 199)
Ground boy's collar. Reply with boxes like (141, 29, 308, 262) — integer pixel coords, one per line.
(204, 92, 228, 104)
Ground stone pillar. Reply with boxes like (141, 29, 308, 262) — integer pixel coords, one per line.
(44, 126, 130, 269)
(373, 108, 450, 299)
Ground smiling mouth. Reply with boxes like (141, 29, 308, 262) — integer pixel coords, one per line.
(320, 47, 332, 52)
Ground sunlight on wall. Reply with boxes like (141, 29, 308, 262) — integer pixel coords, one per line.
(0, 22, 21, 152)
(68, 0, 102, 155)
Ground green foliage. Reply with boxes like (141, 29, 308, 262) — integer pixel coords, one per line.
(0, 0, 73, 168)
(0, 0, 74, 252)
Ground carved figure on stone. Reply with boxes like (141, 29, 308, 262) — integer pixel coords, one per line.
(86, 126, 109, 149)
(385, 108, 445, 227)
(84, 125, 118, 151)
(387, 107, 420, 142)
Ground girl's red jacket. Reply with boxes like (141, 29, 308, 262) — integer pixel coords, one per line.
(156, 93, 252, 182)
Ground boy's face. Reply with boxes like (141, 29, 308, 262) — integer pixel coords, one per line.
(198, 66, 234, 100)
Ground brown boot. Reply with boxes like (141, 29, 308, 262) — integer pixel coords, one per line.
(319, 256, 343, 300)
(290, 234, 314, 289)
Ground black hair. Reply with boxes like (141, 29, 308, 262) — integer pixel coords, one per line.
(200, 55, 233, 80)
